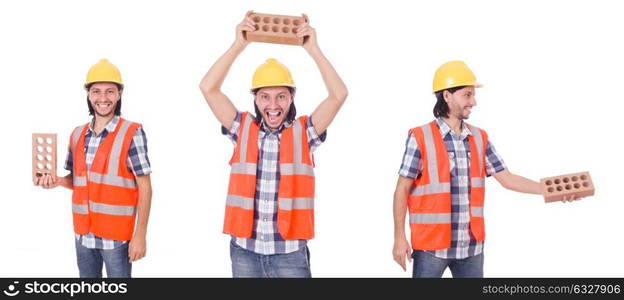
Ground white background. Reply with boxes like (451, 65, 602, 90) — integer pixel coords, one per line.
(1, 0, 622, 277)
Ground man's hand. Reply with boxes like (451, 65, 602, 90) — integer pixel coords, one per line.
(393, 238, 412, 271)
(296, 15, 319, 53)
(34, 173, 59, 189)
(561, 194, 583, 203)
(128, 235, 146, 263)
(235, 11, 256, 48)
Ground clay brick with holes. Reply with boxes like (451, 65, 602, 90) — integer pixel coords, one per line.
(32, 133, 57, 183)
(245, 12, 308, 46)
(540, 171, 594, 203)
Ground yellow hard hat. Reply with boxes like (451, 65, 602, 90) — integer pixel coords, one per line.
(84, 58, 123, 89)
(432, 60, 482, 93)
(251, 58, 295, 91)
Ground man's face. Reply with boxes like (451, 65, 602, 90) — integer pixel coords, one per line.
(444, 86, 476, 120)
(254, 86, 293, 130)
(88, 82, 121, 118)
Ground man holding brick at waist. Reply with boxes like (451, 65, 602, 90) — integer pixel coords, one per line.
(34, 59, 153, 278)
(392, 61, 580, 278)
(199, 14, 348, 277)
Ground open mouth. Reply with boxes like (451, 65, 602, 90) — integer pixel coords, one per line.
(265, 110, 282, 123)
(96, 102, 112, 109)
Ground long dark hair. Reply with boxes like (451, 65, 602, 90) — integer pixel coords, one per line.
(252, 87, 296, 124)
(433, 86, 466, 118)
(86, 83, 123, 116)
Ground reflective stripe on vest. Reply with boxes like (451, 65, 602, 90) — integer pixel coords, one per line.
(226, 194, 254, 210)
(278, 197, 314, 210)
(74, 171, 136, 188)
(410, 213, 451, 224)
(468, 124, 485, 174)
(89, 200, 136, 216)
(422, 123, 441, 185)
(471, 207, 484, 217)
(230, 162, 257, 175)
(71, 124, 86, 155)
(71, 124, 87, 188)
(72, 200, 136, 216)
(472, 177, 485, 188)
(280, 163, 314, 176)
(411, 182, 451, 196)
(72, 203, 88, 215)
(238, 112, 253, 163)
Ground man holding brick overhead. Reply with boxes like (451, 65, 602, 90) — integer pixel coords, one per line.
(199, 14, 347, 278)
(34, 59, 153, 278)
(392, 61, 580, 278)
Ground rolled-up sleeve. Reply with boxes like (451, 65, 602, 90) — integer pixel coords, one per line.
(398, 131, 422, 180)
(484, 140, 507, 176)
(221, 111, 243, 146)
(306, 115, 326, 153)
(127, 127, 152, 176)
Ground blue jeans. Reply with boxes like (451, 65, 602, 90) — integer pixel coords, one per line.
(230, 241, 311, 278)
(74, 239, 132, 278)
(412, 250, 484, 278)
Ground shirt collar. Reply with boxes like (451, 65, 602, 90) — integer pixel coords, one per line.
(259, 118, 293, 135)
(88, 115, 120, 135)
(435, 117, 472, 140)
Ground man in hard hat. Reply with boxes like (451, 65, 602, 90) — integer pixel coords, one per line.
(392, 61, 579, 278)
(34, 59, 153, 278)
(199, 15, 347, 277)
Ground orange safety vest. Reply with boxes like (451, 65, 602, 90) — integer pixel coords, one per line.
(408, 121, 488, 250)
(223, 112, 315, 240)
(69, 118, 141, 241)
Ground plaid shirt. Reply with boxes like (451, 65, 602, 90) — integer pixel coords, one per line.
(223, 112, 326, 255)
(399, 118, 506, 259)
(64, 115, 152, 250)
